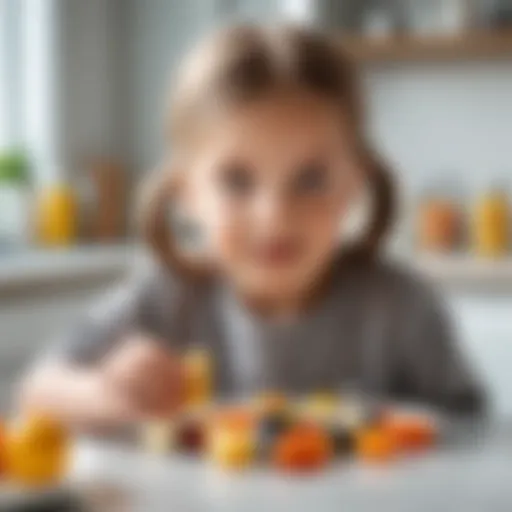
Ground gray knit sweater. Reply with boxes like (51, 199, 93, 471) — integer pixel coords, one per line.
(51, 255, 484, 414)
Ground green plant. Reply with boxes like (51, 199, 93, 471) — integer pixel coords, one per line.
(0, 151, 30, 185)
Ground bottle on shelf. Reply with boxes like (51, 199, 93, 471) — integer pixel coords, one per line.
(417, 185, 463, 255)
(471, 184, 509, 258)
(35, 180, 78, 247)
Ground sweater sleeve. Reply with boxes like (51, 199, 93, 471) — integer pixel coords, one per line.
(394, 275, 486, 416)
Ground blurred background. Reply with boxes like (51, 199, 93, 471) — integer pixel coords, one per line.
(1, 0, 512, 416)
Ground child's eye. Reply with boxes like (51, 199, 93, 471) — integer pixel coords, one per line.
(219, 163, 254, 197)
(293, 161, 329, 195)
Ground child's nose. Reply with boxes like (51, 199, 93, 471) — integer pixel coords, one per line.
(252, 192, 292, 228)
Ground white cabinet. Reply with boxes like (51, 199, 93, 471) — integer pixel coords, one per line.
(449, 294, 512, 418)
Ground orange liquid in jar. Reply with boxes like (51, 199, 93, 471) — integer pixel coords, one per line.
(419, 199, 460, 253)
(473, 190, 509, 257)
(36, 184, 77, 246)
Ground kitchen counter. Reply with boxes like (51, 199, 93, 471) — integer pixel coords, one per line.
(70, 422, 512, 512)
(0, 245, 137, 295)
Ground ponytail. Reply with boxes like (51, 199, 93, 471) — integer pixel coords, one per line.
(138, 165, 209, 282)
(342, 147, 396, 264)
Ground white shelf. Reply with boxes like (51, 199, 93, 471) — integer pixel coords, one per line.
(0, 244, 136, 292)
(411, 255, 512, 291)
(1, 246, 511, 294)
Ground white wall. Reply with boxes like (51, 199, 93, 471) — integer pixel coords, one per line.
(366, 62, 512, 195)
(59, 0, 125, 170)
(123, 0, 221, 172)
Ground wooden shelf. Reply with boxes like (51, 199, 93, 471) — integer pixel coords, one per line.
(340, 30, 512, 64)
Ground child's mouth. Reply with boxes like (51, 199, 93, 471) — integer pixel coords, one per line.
(255, 238, 303, 266)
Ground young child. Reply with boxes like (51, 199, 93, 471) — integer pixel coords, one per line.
(21, 25, 484, 426)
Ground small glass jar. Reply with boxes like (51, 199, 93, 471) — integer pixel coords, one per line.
(35, 182, 78, 246)
(417, 188, 463, 254)
(471, 185, 509, 258)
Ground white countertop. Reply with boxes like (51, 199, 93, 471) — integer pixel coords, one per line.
(70, 424, 512, 512)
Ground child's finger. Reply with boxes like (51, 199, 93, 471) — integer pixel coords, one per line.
(140, 372, 184, 417)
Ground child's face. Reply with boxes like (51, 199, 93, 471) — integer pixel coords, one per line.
(183, 92, 362, 300)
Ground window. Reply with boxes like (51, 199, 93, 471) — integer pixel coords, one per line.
(0, 0, 22, 150)
(0, 0, 63, 185)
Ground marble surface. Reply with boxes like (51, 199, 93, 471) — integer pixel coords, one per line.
(70, 423, 512, 512)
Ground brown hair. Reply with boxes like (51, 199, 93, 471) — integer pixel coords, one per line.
(140, 24, 396, 281)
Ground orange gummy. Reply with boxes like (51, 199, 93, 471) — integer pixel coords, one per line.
(273, 423, 333, 472)
(253, 392, 288, 415)
(383, 414, 436, 452)
(356, 427, 396, 463)
(212, 407, 257, 431)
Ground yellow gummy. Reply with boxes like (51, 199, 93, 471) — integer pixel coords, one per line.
(5, 415, 69, 487)
(209, 428, 255, 470)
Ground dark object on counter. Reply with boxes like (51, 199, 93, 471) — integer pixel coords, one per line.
(257, 412, 293, 458)
(261, 412, 292, 437)
(0, 483, 128, 512)
(0, 489, 86, 512)
(175, 417, 205, 454)
(329, 425, 354, 455)
(441, 387, 488, 419)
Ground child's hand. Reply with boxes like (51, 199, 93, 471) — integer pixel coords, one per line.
(101, 336, 184, 419)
